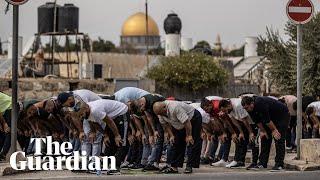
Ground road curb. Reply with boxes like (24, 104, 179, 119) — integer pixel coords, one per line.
(285, 163, 320, 171)
(2, 167, 33, 176)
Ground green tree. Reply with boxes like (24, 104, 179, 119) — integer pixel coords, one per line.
(195, 40, 211, 49)
(259, 28, 296, 95)
(92, 37, 115, 52)
(146, 52, 229, 91)
(226, 45, 244, 57)
(259, 12, 320, 95)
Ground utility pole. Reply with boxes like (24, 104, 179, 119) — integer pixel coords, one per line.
(145, 0, 149, 73)
(11, 4, 19, 155)
(52, 0, 57, 74)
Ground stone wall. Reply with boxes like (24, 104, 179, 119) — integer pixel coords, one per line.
(301, 139, 320, 163)
(0, 78, 115, 101)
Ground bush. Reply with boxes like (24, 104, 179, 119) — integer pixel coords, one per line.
(146, 52, 229, 91)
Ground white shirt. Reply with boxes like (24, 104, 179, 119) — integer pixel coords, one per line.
(73, 89, 101, 104)
(206, 96, 223, 101)
(158, 101, 195, 130)
(197, 107, 211, 124)
(230, 98, 254, 124)
(114, 87, 149, 104)
(307, 101, 320, 116)
(87, 99, 128, 124)
(189, 103, 200, 109)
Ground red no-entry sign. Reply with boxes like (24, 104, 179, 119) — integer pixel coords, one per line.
(287, 0, 314, 24)
(5, 0, 28, 6)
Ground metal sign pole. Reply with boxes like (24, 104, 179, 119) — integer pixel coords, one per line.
(11, 4, 19, 154)
(296, 24, 303, 160)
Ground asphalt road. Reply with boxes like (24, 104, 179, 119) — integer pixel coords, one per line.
(4, 170, 320, 180)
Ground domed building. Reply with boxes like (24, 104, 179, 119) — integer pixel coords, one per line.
(120, 12, 160, 53)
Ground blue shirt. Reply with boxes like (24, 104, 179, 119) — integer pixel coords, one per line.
(114, 87, 149, 104)
(250, 96, 289, 124)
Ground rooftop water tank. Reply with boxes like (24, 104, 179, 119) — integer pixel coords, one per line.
(58, 4, 79, 33)
(38, 2, 61, 33)
(164, 13, 182, 34)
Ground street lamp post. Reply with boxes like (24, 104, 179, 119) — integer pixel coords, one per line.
(145, 0, 149, 73)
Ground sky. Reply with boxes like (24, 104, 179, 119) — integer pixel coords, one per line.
(1, 0, 320, 50)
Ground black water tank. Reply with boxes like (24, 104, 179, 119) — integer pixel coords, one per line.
(58, 4, 79, 33)
(164, 13, 182, 34)
(38, 2, 60, 33)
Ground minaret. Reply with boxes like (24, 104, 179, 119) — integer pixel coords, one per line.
(164, 13, 182, 56)
(214, 34, 223, 57)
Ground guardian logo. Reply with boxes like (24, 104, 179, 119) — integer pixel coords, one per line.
(10, 136, 116, 171)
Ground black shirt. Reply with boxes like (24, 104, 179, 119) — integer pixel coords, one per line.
(250, 96, 289, 124)
(143, 94, 166, 115)
(302, 96, 316, 112)
(131, 94, 165, 118)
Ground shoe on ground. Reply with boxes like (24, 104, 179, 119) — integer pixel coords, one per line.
(183, 167, 192, 174)
(211, 159, 228, 167)
(249, 164, 267, 171)
(211, 158, 220, 163)
(107, 169, 121, 175)
(230, 162, 245, 169)
(246, 163, 257, 170)
(143, 164, 160, 171)
(0, 154, 6, 161)
(129, 164, 145, 170)
(159, 165, 171, 173)
(201, 157, 212, 165)
(226, 160, 237, 168)
(271, 165, 285, 172)
(87, 169, 97, 174)
(120, 161, 130, 169)
(285, 146, 292, 150)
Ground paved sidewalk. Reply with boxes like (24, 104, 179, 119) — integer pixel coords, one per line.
(0, 162, 32, 176)
(0, 152, 319, 176)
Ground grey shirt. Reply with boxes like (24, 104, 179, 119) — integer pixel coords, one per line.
(114, 87, 149, 104)
(158, 100, 195, 130)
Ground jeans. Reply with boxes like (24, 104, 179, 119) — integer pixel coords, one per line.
(165, 139, 172, 165)
(82, 119, 105, 162)
(148, 121, 164, 165)
(209, 138, 219, 159)
(27, 135, 36, 154)
(69, 137, 81, 152)
(141, 126, 151, 166)
(217, 130, 231, 161)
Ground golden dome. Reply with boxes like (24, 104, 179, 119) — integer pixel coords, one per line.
(121, 12, 159, 36)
